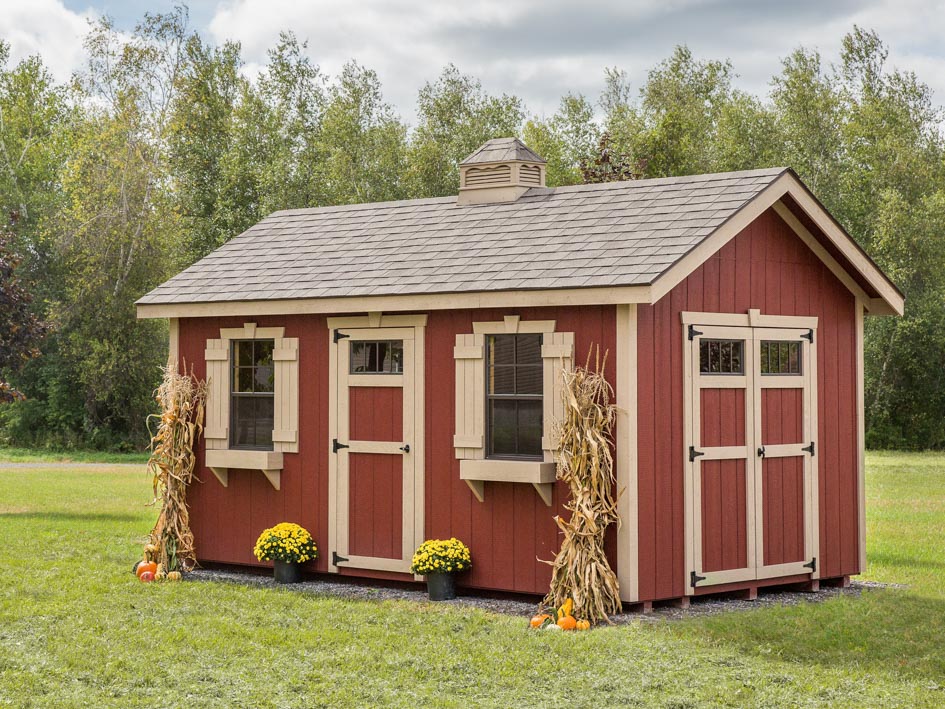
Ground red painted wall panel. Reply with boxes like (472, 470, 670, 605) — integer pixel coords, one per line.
(179, 314, 331, 572)
(423, 306, 617, 595)
(637, 207, 860, 600)
(179, 305, 616, 595)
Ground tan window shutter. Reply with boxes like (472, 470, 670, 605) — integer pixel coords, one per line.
(541, 332, 574, 452)
(453, 333, 485, 459)
(204, 339, 230, 449)
(272, 337, 299, 453)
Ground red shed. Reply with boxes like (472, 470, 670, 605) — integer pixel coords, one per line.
(137, 138, 903, 605)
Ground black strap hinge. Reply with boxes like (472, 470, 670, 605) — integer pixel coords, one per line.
(804, 557, 817, 572)
(689, 446, 705, 463)
(691, 570, 706, 587)
(802, 329, 814, 343)
(332, 438, 349, 453)
(333, 329, 350, 343)
(332, 551, 349, 566)
(802, 441, 815, 456)
(688, 324, 704, 341)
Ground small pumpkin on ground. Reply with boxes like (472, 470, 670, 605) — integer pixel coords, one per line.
(556, 615, 578, 631)
(575, 619, 591, 631)
(530, 613, 551, 628)
(139, 571, 155, 583)
(166, 571, 182, 582)
(136, 561, 157, 579)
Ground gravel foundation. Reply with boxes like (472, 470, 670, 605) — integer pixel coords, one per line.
(189, 568, 898, 622)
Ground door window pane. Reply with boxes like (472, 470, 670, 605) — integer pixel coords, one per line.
(699, 339, 744, 375)
(760, 340, 802, 375)
(350, 340, 404, 373)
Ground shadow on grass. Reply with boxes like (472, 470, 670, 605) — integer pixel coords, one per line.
(689, 589, 945, 682)
(0, 511, 142, 524)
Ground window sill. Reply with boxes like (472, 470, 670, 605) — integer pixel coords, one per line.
(459, 459, 556, 506)
(205, 449, 284, 490)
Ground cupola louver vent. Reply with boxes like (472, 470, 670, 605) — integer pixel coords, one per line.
(519, 164, 542, 186)
(464, 164, 512, 188)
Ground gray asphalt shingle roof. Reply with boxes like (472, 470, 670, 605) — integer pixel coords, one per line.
(138, 167, 788, 306)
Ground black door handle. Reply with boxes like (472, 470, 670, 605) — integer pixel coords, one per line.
(757, 446, 766, 458)
(400, 444, 410, 453)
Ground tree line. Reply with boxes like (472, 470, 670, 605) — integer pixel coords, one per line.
(1, 8, 943, 450)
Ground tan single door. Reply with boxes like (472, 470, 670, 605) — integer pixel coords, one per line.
(330, 327, 421, 574)
(753, 328, 819, 581)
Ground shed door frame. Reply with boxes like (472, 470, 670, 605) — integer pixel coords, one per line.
(682, 309, 820, 594)
(327, 314, 426, 576)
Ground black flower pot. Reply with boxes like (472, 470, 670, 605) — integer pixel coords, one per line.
(426, 572, 456, 600)
(273, 560, 302, 584)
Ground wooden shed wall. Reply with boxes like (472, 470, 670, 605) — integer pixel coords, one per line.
(636, 207, 860, 601)
(177, 305, 616, 594)
(180, 314, 331, 572)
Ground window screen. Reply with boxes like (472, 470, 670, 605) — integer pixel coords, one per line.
(230, 339, 275, 449)
(350, 340, 404, 374)
(760, 340, 802, 375)
(486, 334, 543, 458)
(699, 339, 745, 375)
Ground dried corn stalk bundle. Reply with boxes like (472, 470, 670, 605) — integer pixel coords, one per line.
(145, 362, 207, 573)
(542, 347, 622, 623)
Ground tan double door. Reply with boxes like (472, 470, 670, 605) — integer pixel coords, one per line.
(328, 326, 424, 575)
(686, 324, 819, 591)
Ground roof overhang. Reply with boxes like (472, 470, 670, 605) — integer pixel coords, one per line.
(137, 170, 903, 320)
(135, 284, 655, 319)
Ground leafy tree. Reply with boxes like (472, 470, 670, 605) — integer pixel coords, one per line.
(407, 65, 523, 197)
(316, 61, 407, 205)
(168, 36, 243, 265)
(523, 93, 599, 186)
(0, 225, 45, 402)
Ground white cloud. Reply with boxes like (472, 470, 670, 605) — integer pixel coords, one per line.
(2, 0, 945, 118)
(0, 0, 96, 81)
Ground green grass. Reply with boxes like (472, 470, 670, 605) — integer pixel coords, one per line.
(0, 446, 149, 464)
(1, 453, 943, 707)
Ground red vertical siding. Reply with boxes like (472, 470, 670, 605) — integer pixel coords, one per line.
(180, 306, 616, 595)
(424, 306, 617, 595)
(637, 207, 860, 600)
(180, 314, 331, 572)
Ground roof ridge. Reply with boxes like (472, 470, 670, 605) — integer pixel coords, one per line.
(264, 167, 788, 220)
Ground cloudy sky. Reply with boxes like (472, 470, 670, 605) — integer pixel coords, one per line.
(3, 0, 945, 119)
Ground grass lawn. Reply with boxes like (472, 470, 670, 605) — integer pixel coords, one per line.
(0, 446, 149, 464)
(1, 453, 943, 707)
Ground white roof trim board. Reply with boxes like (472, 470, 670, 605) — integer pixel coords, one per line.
(138, 167, 903, 317)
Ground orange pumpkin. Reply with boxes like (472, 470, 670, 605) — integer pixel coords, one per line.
(136, 561, 157, 579)
(556, 615, 577, 631)
(575, 619, 591, 631)
(529, 613, 551, 628)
